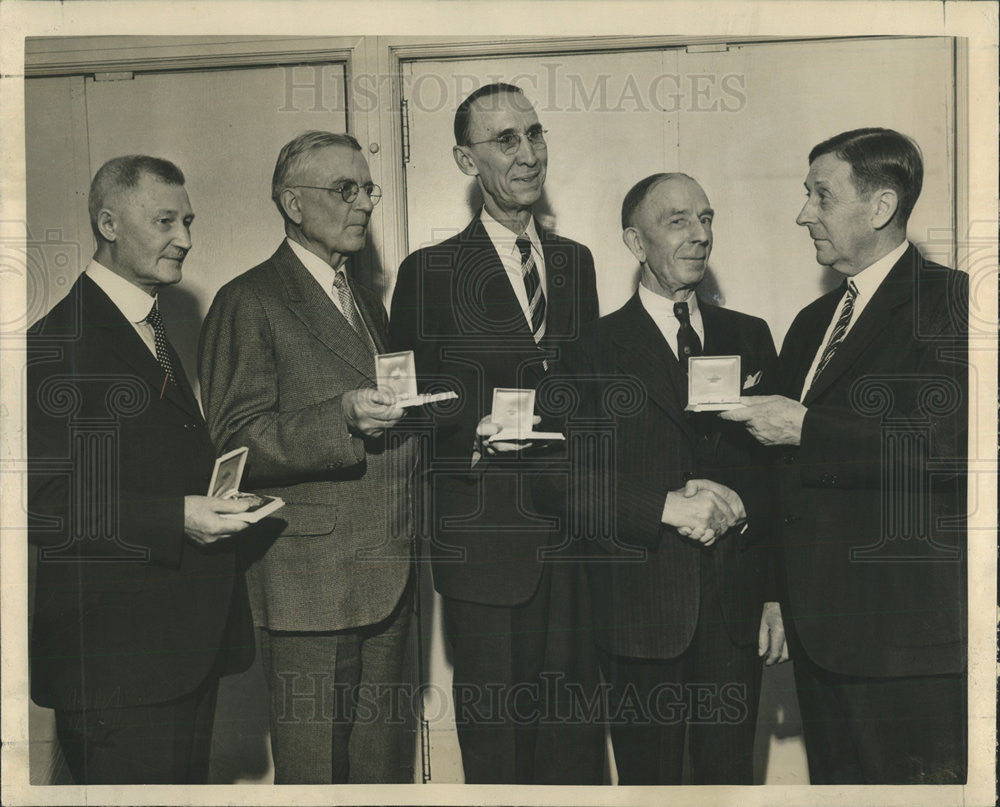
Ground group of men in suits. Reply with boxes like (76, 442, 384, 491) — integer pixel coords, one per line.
(27, 80, 966, 787)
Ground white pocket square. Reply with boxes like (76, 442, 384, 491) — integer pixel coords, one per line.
(743, 371, 762, 390)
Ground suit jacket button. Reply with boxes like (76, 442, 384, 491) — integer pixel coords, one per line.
(183, 423, 198, 430)
(683, 470, 695, 480)
(783, 453, 796, 465)
(783, 515, 800, 525)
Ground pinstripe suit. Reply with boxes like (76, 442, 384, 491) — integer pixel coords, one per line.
(390, 213, 604, 783)
(556, 291, 777, 784)
(199, 240, 417, 782)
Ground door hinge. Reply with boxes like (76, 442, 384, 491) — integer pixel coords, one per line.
(400, 96, 411, 165)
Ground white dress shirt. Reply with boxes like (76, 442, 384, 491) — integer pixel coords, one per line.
(638, 281, 705, 360)
(479, 207, 547, 331)
(286, 236, 365, 322)
(85, 259, 158, 358)
(799, 240, 908, 399)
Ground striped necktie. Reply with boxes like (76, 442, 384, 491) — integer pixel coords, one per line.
(145, 300, 176, 385)
(811, 280, 858, 386)
(516, 235, 546, 343)
(332, 270, 375, 352)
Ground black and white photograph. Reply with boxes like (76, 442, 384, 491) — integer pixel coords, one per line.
(0, 1, 996, 806)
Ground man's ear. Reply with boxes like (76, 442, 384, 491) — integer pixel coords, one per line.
(453, 145, 479, 178)
(279, 188, 304, 225)
(96, 208, 117, 242)
(622, 226, 645, 265)
(870, 188, 899, 230)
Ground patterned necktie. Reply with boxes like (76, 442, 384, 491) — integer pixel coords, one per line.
(145, 300, 176, 385)
(674, 300, 702, 367)
(811, 280, 858, 386)
(332, 270, 375, 352)
(516, 235, 546, 343)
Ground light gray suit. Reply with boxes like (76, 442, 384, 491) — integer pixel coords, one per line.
(199, 240, 416, 782)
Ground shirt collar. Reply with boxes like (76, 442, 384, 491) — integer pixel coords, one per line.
(850, 240, 908, 299)
(84, 259, 157, 323)
(479, 206, 541, 259)
(638, 281, 700, 319)
(286, 236, 345, 285)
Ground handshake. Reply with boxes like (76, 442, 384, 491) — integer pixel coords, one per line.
(661, 478, 747, 547)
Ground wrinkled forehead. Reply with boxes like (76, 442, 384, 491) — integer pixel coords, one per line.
(296, 144, 371, 184)
(641, 176, 711, 220)
(120, 174, 192, 214)
(467, 91, 540, 137)
(805, 152, 855, 186)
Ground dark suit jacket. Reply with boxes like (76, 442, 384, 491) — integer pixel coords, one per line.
(776, 244, 968, 678)
(199, 241, 415, 633)
(27, 274, 251, 711)
(390, 213, 599, 606)
(550, 293, 778, 659)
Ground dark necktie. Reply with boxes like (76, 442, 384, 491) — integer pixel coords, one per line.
(516, 235, 546, 343)
(145, 300, 176, 385)
(674, 300, 702, 366)
(811, 280, 858, 387)
(333, 270, 375, 352)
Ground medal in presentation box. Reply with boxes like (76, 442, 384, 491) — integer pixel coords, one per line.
(208, 446, 285, 522)
(685, 355, 746, 412)
(487, 387, 564, 442)
(375, 350, 458, 407)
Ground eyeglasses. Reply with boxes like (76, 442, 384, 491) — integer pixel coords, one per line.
(292, 181, 382, 205)
(465, 127, 548, 155)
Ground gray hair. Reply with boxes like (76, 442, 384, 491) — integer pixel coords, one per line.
(88, 155, 185, 241)
(271, 130, 362, 220)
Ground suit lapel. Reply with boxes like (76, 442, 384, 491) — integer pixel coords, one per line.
(611, 294, 695, 438)
(162, 336, 203, 415)
(781, 288, 840, 399)
(459, 215, 536, 342)
(700, 298, 736, 357)
(803, 246, 915, 405)
(538, 223, 571, 340)
(352, 274, 388, 354)
(270, 241, 376, 381)
(80, 275, 202, 419)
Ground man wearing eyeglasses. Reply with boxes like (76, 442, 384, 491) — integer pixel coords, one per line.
(199, 131, 417, 783)
(390, 84, 603, 784)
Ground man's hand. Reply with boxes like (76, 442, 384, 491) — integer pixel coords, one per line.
(719, 395, 807, 446)
(342, 387, 405, 438)
(661, 484, 741, 547)
(758, 601, 789, 665)
(476, 414, 542, 456)
(184, 495, 255, 546)
(682, 478, 746, 522)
